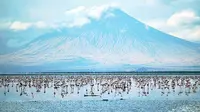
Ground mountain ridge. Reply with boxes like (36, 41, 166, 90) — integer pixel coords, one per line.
(0, 7, 200, 72)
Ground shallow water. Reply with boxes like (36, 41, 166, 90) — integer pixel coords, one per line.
(1, 74, 200, 112)
(1, 100, 200, 112)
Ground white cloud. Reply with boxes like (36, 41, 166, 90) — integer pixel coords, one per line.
(10, 21, 32, 30)
(87, 4, 118, 19)
(146, 10, 200, 42)
(167, 10, 200, 27)
(65, 6, 86, 15)
(68, 17, 90, 27)
(9, 21, 47, 30)
(65, 3, 118, 19)
(65, 3, 118, 27)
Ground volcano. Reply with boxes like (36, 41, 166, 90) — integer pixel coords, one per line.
(0, 7, 200, 73)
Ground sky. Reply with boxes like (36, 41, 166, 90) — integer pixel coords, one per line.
(0, 0, 200, 42)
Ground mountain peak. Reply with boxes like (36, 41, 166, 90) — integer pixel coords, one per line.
(1, 5, 200, 72)
(64, 4, 129, 27)
(65, 4, 120, 19)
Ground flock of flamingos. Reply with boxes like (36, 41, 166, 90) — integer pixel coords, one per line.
(1, 74, 200, 100)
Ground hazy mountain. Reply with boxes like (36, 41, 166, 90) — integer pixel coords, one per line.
(0, 8, 200, 73)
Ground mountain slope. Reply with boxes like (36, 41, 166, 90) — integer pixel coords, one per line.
(0, 8, 200, 72)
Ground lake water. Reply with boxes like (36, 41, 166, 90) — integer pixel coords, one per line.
(1, 100, 200, 112)
(0, 73, 200, 112)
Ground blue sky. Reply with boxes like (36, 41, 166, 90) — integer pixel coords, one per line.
(0, 0, 200, 42)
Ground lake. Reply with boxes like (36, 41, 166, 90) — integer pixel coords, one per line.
(0, 72, 200, 112)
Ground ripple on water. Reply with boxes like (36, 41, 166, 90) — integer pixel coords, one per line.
(1, 100, 200, 112)
(168, 104, 200, 112)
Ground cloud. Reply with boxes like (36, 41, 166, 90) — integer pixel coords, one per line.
(167, 10, 200, 27)
(9, 21, 47, 30)
(65, 3, 118, 27)
(10, 21, 32, 30)
(146, 10, 200, 42)
(65, 6, 86, 15)
(65, 3, 118, 19)
(87, 4, 118, 19)
(167, 10, 200, 42)
(68, 17, 90, 27)
(64, 6, 90, 27)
